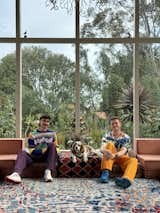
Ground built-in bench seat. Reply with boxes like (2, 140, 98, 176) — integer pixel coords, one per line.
(136, 138, 160, 178)
(0, 138, 143, 179)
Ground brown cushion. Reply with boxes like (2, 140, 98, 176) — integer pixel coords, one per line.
(136, 139, 160, 155)
(137, 154, 160, 170)
(143, 170, 160, 178)
(0, 139, 24, 154)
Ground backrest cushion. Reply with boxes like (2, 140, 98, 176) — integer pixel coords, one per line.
(0, 139, 24, 154)
(136, 138, 160, 155)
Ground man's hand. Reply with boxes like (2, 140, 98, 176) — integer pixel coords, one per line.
(103, 150, 115, 160)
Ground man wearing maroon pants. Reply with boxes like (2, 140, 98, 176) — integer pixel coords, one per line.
(6, 115, 57, 183)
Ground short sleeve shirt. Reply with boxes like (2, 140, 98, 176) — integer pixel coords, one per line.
(101, 131, 131, 151)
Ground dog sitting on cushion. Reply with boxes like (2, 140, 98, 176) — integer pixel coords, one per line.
(67, 140, 103, 163)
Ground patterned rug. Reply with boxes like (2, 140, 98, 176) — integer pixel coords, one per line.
(0, 178, 160, 213)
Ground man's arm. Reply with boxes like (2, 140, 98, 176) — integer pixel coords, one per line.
(102, 146, 127, 160)
(53, 133, 58, 146)
(100, 134, 129, 160)
(112, 147, 127, 159)
(108, 135, 130, 159)
(100, 134, 109, 153)
(100, 134, 114, 159)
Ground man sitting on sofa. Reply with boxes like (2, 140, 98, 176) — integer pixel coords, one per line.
(6, 115, 57, 183)
(100, 117, 138, 188)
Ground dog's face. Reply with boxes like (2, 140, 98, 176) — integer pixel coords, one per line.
(68, 140, 84, 156)
(73, 141, 84, 153)
(67, 140, 98, 162)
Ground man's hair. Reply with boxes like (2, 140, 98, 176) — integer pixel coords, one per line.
(109, 116, 121, 123)
(39, 115, 51, 120)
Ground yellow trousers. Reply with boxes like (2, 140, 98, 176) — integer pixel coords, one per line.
(101, 142, 138, 181)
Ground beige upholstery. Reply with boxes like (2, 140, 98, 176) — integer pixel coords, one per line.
(0, 154, 17, 160)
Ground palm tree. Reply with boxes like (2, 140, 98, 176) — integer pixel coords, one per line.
(113, 86, 155, 123)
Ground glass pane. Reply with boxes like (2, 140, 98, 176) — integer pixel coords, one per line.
(140, 44, 160, 137)
(0, 0, 15, 37)
(21, 0, 75, 38)
(22, 44, 75, 148)
(0, 44, 16, 137)
(140, 0, 160, 37)
(80, 0, 134, 38)
(80, 44, 133, 148)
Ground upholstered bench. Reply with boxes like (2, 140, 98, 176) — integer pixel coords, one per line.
(57, 150, 143, 178)
(0, 139, 24, 179)
(136, 138, 160, 178)
(0, 139, 143, 179)
(57, 151, 101, 177)
(0, 139, 53, 179)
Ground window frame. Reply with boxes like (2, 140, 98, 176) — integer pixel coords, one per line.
(0, 0, 159, 150)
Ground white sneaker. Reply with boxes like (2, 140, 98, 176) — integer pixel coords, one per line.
(5, 172, 22, 184)
(44, 169, 53, 182)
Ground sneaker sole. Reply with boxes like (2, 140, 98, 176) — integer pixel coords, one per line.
(101, 180, 109, 183)
(100, 178, 109, 183)
(115, 178, 131, 189)
(5, 177, 21, 184)
(44, 178, 53, 182)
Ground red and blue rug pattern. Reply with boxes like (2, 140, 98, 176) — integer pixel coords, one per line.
(0, 178, 160, 212)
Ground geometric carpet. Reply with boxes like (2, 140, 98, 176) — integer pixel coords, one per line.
(0, 178, 160, 212)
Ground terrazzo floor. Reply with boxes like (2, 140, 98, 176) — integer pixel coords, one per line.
(0, 178, 160, 213)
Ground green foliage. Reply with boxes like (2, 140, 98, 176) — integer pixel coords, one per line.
(0, 97, 16, 138)
(140, 108, 160, 137)
(101, 73, 125, 115)
(87, 118, 105, 149)
(0, 53, 16, 96)
(80, 47, 102, 111)
(140, 0, 160, 37)
(0, 53, 16, 137)
(21, 46, 76, 135)
(81, 0, 134, 38)
(113, 86, 155, 123)
(22, 46, 75, 115)
(80, 0, 160, 141)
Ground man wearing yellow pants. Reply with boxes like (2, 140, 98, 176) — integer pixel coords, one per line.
(100, 117, 138, 188)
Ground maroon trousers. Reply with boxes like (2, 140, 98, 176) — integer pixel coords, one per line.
(14, 143, 57, 175)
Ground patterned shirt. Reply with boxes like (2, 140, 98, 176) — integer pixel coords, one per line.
(102, 131, 131, 151)
(25, 129, 57, 155)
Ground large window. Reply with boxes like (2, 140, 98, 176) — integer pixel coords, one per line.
(80, 44, 133, 147)
(80, 0, 134, 38)
(22, 44, 75, 147)
(0, 0, 15, 37)
(140, 43, 160, 137)
(140, 0, 160, 37)
(0, 44, 16, 137)
(0, 0, 160, 147)
(21, 0, 75, 37)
